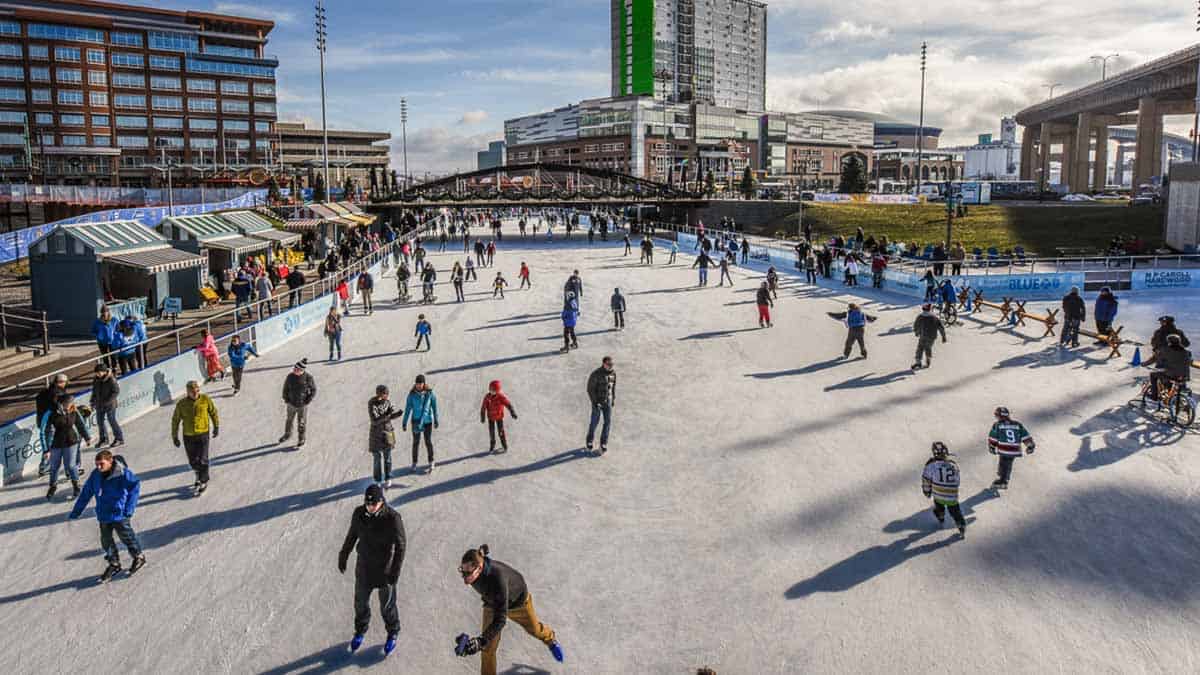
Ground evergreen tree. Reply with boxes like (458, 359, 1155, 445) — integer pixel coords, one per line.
(266, 175, 281, 203)
(342, 176, 354, 200)
(838, 155, 867, 193)
(739, 166, 755, 199)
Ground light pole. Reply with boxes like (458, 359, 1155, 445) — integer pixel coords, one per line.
(315, 0, 330, 202)
(1089, 53, 1119, 80)
(916, 42, 927, 198)
(151, 140, 176, 217)
(1194, 5, 1200, 161)
(400, 97, 409, 197)
(1042, 82, 1062, 100)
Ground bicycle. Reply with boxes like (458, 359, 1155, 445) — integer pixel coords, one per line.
(939, 300, 958, 327)
(1136, 376, 1196, 427)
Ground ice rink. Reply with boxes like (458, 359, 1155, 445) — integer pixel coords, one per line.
(2, 228, 1198, 674)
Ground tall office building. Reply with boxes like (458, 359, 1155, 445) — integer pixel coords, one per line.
(610, 0, 766, 110)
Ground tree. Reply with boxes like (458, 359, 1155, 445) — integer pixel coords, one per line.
(838, 155, 867, 193)
(739, 166, 755, 199)
(313, 173, 327, 202)
(266, 174, 281, 204)
(705, 170, 716, 196)
(390, 170, 399, 195)
(369, 166, 378, 195)
(342, 176, 354, 200)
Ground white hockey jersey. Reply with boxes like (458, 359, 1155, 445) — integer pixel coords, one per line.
(922, 458, 960, 504)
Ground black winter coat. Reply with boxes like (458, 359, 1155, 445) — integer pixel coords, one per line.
(42, 407, 90, 449)
(470, 558, 530, 646)
(913, 312, 946, 342)
(282, 372, 317, 407)
(1062, 294, 1086, 321)
(339, 504, 406, 587)
(1152, 325, 1190, 352)
(90, 374, 120, 411)
(756, 287, 772, 306)
(587, 366, 616, 406)
(367, 395, 402, 452)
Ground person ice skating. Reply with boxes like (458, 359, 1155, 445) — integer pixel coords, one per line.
(766, 266, 779, 299)
(922, 269, 938, 303)
(755, 282, 774, 328)
(741, 237, 750, 264)
(1060, 287, 1085, 348)
(414, 314, 432, 351)
(402, 374, 439, 474)
(668, 241, 678, 265)
(623, 233, 632, 256)
(421, 264, 438, 304)
(912, 303, 947, 370)
(987, 407, 1035, 491)
(844, 257, 859, 286)
(1093, 286, 1118, 345)
(560, 304, 579, 352)
(40, 394, 92, 500)
(518, 262, 531, 289)
(610, 288, 626, 330)
(356, 270, 375, 315)
(69, 449, 145, 583)
(396, 263, 411, 303)
(336, 278, 350, 314)
(640, 237, 654, 264)
(492, 272, 508, 299)
(226, 334, 258, 395)
(692, 251, 714, 286)
(196, 328, 224, 383)
(465, 256, 477, 282)
(453, 545, 564, 674)
(480, 381, 517, 454)
(339, 484, 406, 656)
(922, 441, 966, 537)
(171, 380, 219, 495)
(89, 363, 123, 448)
(828, 303, 876, 359)
(564, 270, 583, 300)
(805, 250, 818, 284)
(368, 385, 404, 487)
(486, 240, 496, 267)
(585, 356, 616, 454)
(452, 262, 466, 303)
(717, 256, 734, 286)
(280, 360, 316, 448)
(325, 305, 343, 361)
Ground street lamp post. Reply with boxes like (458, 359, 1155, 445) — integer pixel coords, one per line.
(400, 98, 409, 197)
(916, 42, 927, 198)
(1194, 6, 1200, 161)
(151, 141, 176, 217)
(1089, 53, 1119, 80)
(315, 0, 330, 202)
(1042, 82, 1062, 100)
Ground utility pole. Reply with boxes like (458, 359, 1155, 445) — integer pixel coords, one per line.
(400, 97, 409, 197)
(916, 42, 927, 198)
(1090, 53, 1119, 80)
(315, 0, 330, 202)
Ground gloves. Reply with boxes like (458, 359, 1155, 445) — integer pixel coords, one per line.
(454, 634, 482, 657)
(212, 426, 219, 438)
(173, 437, 181, 448)
(434, 422, 439, 430)
(480, 416, 485, 424)
(338, 553, 348, 574)
(401, 424, 407, 432)
(1026, 443, 1036, 455)
(511, 413, 518, 420)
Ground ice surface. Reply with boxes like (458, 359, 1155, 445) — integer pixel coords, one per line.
(1, 227, 1198, 674)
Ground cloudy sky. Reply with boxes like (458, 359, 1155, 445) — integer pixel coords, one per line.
(158, 0, 1200, 173)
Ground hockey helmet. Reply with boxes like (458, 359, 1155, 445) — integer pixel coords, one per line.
(930, 441, 950, 459)
(994, 406, 1010, 419)
(1158, 315, 1175, 323)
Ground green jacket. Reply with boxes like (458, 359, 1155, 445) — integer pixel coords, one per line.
(172, 394, 219, 438)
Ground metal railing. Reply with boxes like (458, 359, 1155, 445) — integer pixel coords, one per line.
(0, 304, 57, 355)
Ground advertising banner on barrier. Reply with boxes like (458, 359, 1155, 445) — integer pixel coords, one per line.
(1131, 269, 1200, 290)
(868, 194, 919, 204)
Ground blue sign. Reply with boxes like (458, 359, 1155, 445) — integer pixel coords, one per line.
(1132, 270, 1200, 290)
(162, 297, 183, 315)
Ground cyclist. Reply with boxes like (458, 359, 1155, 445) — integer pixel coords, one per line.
(1149, 334, 1192, 405)
(938, 279, 957, 318)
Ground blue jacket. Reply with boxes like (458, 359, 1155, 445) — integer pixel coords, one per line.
(109, 330, 131, 355)
(92, 317, 117, 345)
(415, 320, 432, 336)
(847, 308, 867, 328)
(939, 282, 956, 304)
(227, 341, 259, 369)
(1094, 294, 1119, 323)
(402, 389, 439, 428)
(562, 308, 578, 328)
(70, 456, 140, 523)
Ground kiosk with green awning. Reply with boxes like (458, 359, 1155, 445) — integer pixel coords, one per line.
(158, 214, 273, 294)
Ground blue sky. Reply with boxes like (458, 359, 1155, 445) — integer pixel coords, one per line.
(155, 0, 1200, 172)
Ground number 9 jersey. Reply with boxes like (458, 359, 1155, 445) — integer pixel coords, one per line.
(988, 420, 1033, 456)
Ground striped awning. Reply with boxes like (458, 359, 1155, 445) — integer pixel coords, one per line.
(339, 201, 366, 215)
(248, 228, 301, 245)
(45, 220, 164, 253)
(105, 246, 205, 273)
(204, 235, 272, 254)
(307, 203, 340, 219)
(161, 214, 241, 241)
(220, 210, 280, 233)
(283, 219, 322, 231)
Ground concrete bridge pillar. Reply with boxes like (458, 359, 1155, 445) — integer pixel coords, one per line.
(1061, 133, 1074, 188)
(1020, 125, 1036, 180)
(1133, 96, 1159, 189)
(1114, 143, 1129, 186)
(1092, 125, 1108, 190)
(1038, 123, 1052, 189)
(1071, 113, 1092, 193)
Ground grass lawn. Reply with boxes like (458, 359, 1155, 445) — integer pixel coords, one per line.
(755, 202, 1165, 255)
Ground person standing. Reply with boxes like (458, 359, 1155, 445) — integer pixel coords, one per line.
(754, 282, 774, 328)
(717, 256, 734, 287)
(368, 385, 404, 487)
(171, 380, 219, 496)
(1093, 286, 1119, 345)
(396, 263, 411, 303)
(227, 334, 258, 395)
(805, 250, 818, 284)
(119, 315, 148, 370)
(668, 241, 678, 265)
(414, 314, 432, 351)
(480, 380, 517, 454)
(465, 256, 477, 282)
(40, 394, 92, 500)
(89, 363, 123, 448)
(1060, 287, 1085, 348)
(325, 306, 343, 361)
(692, 251, 714, 286)
(453, 545, 564, 674)
(356, 270, 375, 315)
(92, 307, 117, 369)
(560, 305, 579, 352)
(421, 263, 438, 304)
(740, 237, 750, 264)
(610, 288, 626, 330)
(280, 360, 316, 448)
(232, 272, 254, 319)
(492, 272, 508, 299)
(518, 262, 531, 290)
(402, 374, 439, 474)
(844, 256, 859, 287)
(286, 266, 306, 309)
(949, 242, 966, 276)
(585, 356, 616, 455)
(69, 449, 145, 583)
(766, 267, 779, 299)
(452, 263, 466, 303)
(35, 374, 69, 476)
(623, 233, 632, 256)
(912, 303, 947, 370)
(336, 278, 350, 314)
(339, 484, 406, 656)
(870, 252, 887, 289)
(486, 240, 496, 267)
(255, 271, 275, 319)
(987, 406, 1035, 491)
(828, 303, 876, 359)
(196, 328, 224, 383)
(922, 441, 966, 537)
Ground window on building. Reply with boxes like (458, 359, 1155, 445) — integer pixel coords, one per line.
(0, 21, 18, 36)
(188, 98, 217, 113)
(87, 48, 105, 64)
(115, 115, 147, 128)
(254, 101, 275, 115)
(150, 76, 181, 91)
(29, 44, 48, 60)
(220, 80, 249, 95)
(185, 58, 274, 79)
(153, 116, 183, 129)
(0, 110, 25, 124)
(223, 119, 249, 132)
(55, 46, 81, 62)
(114, 94, 146, 108)
(29, 24, 105, 44)
(221, 99, 249, 114)
(152, 95, 182, 111)
(112, 53, 144, 68)
(203, 44, 256, 58)
(189, 118, 217, 131)
(254, 121, 271, 133)
(117, 136, 149, 148)
(190, 137, 217, 149)
(28, 66, 50, 82)
(31, 89, 50, 104)
(34, 112, 52, 125)
(57, 90, 84, 106)
(90, 91, 108, 107)
(154, 136, 184, 148)
(149, 55, 180, 71)
(148, 31, 198, 52)
(37, 133, 53, 146)
(56, 67, 82, 84)
(88, 70, 107, 86)
(0, 44, 20, 59)
(0, 133, 23, 146)
(91, 114, 110, 127)
(60, 114, 85, 126)
(93, 134, 110, 146)
(110, 31, 143, 47)
(186, 78, 215, 92)
(0, 65, 20, 80)
(253, 82, 275, 97)
(255, 139, 270, 151)
(228, 138, 250, 150)
(61, 134, 87, 146)
(112, 72, 144, 88)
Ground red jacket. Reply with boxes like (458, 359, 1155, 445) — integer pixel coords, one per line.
(480, 382, 514, 421)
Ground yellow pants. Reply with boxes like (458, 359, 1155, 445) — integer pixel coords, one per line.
(480, 592, 557, 675)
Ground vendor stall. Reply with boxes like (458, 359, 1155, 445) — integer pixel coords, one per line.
(158, 214, 273, 296)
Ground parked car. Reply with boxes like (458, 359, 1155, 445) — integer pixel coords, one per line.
(1062, 193, 1096, 202)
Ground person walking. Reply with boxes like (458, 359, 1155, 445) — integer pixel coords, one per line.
(89, 363, 123, 448)
(692, 251, 714, 286)
(492, 272, 508, 299)
(255, 272, 275, 319)
(452, 262, 466, 303)
(171, 380, 219, 496)
(286, 266, 306, 309)
(401, 374, 439, 474)
(480, 380, 517, 454)
(40, 393, 92, 500)
(717, 256, 734, 287)
(766, 267, 779, 299)
(453, 545, 564, 674)
(368, 385, 404, 487)
(69, 449, 145, 583)
(280, 360, 316, 448)
(518, 262, 531, 290)
(1060, 286, 1085, 348)
(325, 306, 344, 361)
(912, 303, 947, 370)
(560, 304, 579, 352)
(414, 314, 432, 351)
(196, 328, 224, 383)
(987, 406, 1035, 491)
(356, 270, 375, 315)
(227, 334, 258, 395)
(339, 484, 406, 656)
(755, 281, 774, 328)
(828, 303, 876, 359)
(396, 263, 411, 303)
(92, 307, 118, 369)
(1093, 286, 1119, 345)
(922, 441, 966, 537)
(610, 288, 626, 330)
(585, 356, 616, 455)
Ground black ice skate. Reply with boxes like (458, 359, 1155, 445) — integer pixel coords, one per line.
(98, 562, 122, 584)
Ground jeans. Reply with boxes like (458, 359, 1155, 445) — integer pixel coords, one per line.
(454, 281, 464, 302)
(96, 407, 123, 444)
(698, 268, 708, 285)
(932, 502, 966, 528)
(806, 268, 818, 284)
(372, 448, 393, 483)
(183, 434, 210, 484)
(411, 425, 434, 464)
(613, 310, 624, 329)
(1061, 318, 1081, 346)
(285, 404, 308, 440)
(488, 419, 508, 450)
(48, 444, 80, 484)
(843, 327, 866, 356)
(231, 366, 244, 391)
(997, 455, 1016, 483)
(328, 332, 342, 359)
(872, 271, 884, 288)
(415, 333, 431, 351)
(587, 402, 612, 446)
(99, 519, 142, 564)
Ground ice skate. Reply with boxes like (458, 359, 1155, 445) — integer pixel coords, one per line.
(128, 555, 146, 576)
(46, 484, 56, 501)
(98, 562, 122, 584)
(384, 633, 398, 656)
(348, 634, 365, 653)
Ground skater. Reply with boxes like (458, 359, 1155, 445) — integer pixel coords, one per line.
(668, 241, 678, 265)
(40, 394, 92, 500)
(492, 272, 508, 299)
(1093, 286, 1118, 345)
(368, 385, 404, 487)
(922, 269, 938, 303)
(339, 484, 406, 656)
(610, 288, 626, 330)
(453, 545, 564, 674)
(421, 264, 438, 304)
(844, 256, 859, 286)
(69, 449, 145, 583)
(196, 328, 224, 383)
(518, 262, 531, 289)
(171, 380, 219, 495)
(226, 334, 258, 395)
(480, 380, 517, 454)
(755, 282, 774, 328)
(465, 256, 478, 282)
(871, 252, 887, 289)
(280, 359, 316, 447)
(325, 305, 343, 361)
(922, 441, 966, 536)
(766, 267, 779, 299)
(741, 237, 750, 264)
(452, 263, 466, 302)
(486, 240, 496, 267)
(414, 314, 432, 351)
(356, 270, 375, 315)
(1060, 287, 1085, 348)
(717, 256, 734, 287)
(623, 233, 632, 256)
(564, 270, 583, 300)
(987, 406, 1035, 491)
(401, 374, 439, 474)
(396, 263, 411, 303)
(805, 250, 818, 284)
(561, 304, 579, 351)
(640, 237, 653, 264)
(585, 356, 615, 454)
(692, 251, 714, 286)
(89, 363, 123, 448)
(828, 303, 876, 358)
(911, 303, 947, 370)
(336, 278, 350, 314)
(1148, 334, 1192, 401)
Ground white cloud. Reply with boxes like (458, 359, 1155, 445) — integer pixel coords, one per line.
(391, 127, 503, 174)
(813, 21, 890, 43)
(459, 110, 489, 125)
(460, 67, 608, 89)
(212, 2, 295, 24)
